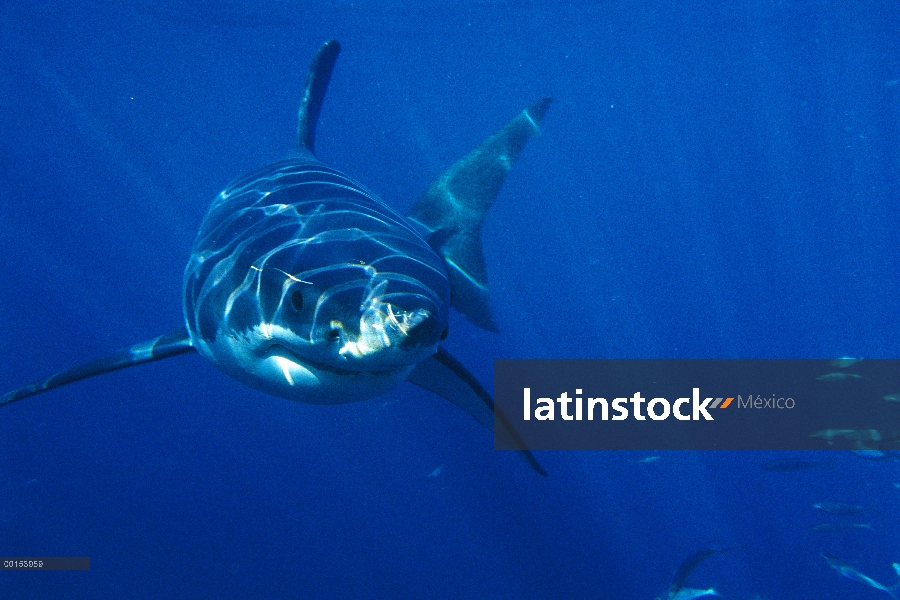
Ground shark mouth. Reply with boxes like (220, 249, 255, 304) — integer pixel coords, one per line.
(266, 343, 403, 379)
(262, 342, 417, 402)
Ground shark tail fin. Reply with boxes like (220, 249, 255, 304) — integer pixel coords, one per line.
(296, 39, 341, 156)
(407, 347, 546, 476)
(0, 328, 194, 408)
(407, 98, 552, 331)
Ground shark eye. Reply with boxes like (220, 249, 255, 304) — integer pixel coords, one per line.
(440, 327, 448, 341)
(290, 290, 304, 312)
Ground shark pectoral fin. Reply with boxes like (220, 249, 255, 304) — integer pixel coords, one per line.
(407, 347, 546, 476)
(407, 98, 552, 332)
(0, 328, 195, 408)
(407, 348, 492, 429)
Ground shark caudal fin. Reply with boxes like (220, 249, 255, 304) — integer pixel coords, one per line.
(0, 329, 194, 408)
(407, 98, 552, 331)
(407, 347, 546, 476)
(296, 39, 341, 156)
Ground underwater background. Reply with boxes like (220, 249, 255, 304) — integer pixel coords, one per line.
(1, 0, 898, 598)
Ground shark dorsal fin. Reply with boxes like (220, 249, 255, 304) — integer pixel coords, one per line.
(407, 97, 551, 331)
(297, 39, 341, 155)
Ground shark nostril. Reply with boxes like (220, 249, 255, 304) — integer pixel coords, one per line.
(290, 290, 304, 312)
(400, 315, 439, 350)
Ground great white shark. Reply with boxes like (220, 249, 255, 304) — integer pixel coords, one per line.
(0, 40, 548, 475)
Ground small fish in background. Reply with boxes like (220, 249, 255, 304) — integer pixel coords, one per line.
(634, 455, 662, 464)
(813, 501, 868, 516)
(667, 589, 718, 600)
(811, 428, 882, 446)
(655, 547, 731, 600)
(811, 522, 874, 533)
(811, 429, 858, 443)
(760, 458, 831, 472)
(883, 394, 900, 403)
(852, 449, 895, 461)
(816, 372, 863, 382)
(830, 357, 862, 369)
(426, 466, 443, 478)
(822, 554, 900, 598)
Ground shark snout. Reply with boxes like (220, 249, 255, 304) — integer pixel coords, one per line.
(326, 302, 437, 363)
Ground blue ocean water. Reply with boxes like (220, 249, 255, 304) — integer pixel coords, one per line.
(0, 0, 898, 598)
